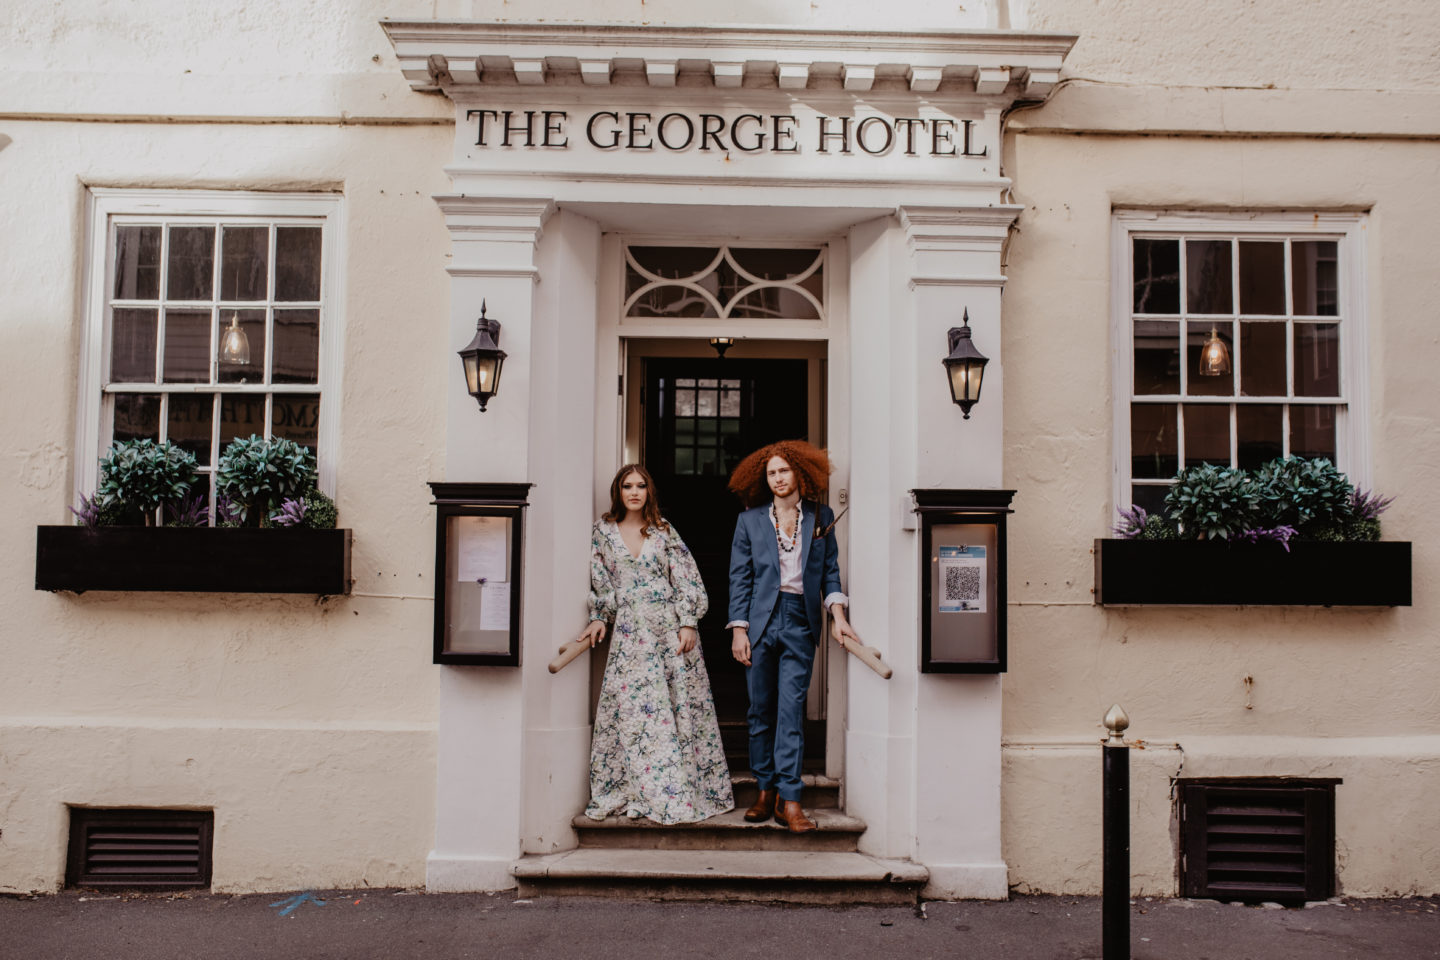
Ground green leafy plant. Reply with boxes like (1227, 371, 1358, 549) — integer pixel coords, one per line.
(97, 439, 199, 525)
(215, 435, 316, 527)
(1252, 457, 1355, 535)
(1163, 463, 1259, 540)
(300, 488, 338, 530)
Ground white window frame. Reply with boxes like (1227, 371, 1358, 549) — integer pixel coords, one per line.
(76, 189, 345, 509)
(1110, 210, 1370, 512)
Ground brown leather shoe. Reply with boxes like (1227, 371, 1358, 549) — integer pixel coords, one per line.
(774, 799, 817, 834)
(743, 788, 778, 823)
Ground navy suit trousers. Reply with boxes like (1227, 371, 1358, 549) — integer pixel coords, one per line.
(746, 593, 816, 802)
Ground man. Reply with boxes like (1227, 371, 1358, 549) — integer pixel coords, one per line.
(727, 440, 857, 833)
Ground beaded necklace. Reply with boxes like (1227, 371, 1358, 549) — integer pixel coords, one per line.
(771, 502, 800, 554)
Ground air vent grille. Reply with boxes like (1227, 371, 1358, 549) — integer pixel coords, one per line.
(1180, 780, 1335, 903)
(67, 809, 213, 890)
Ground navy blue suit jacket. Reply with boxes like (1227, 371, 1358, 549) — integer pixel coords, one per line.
(727, 501, 843, 643)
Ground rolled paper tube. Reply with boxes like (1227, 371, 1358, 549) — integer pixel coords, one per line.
(548, 637, 591, 674)
(840, 635, 893, 680)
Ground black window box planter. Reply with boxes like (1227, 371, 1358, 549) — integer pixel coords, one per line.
(1094, 538, 1411, 606)
(35, 526, 352, 595)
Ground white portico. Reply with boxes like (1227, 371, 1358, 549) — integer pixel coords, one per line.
(382, 21, 1075, 899)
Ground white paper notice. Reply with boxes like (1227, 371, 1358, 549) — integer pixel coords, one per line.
(480, 580, 511, 632)
(456, 516, 508, 583)
(937, 545, 987, 613)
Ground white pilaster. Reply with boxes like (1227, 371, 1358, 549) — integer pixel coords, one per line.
(428, 194, 555, 892)
(899, 203, 1019, 900)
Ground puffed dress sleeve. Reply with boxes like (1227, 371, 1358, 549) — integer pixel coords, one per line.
(588, 522, 617, 623)
(664, 524, 709, 629)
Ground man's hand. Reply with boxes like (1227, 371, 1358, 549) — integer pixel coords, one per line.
(678, 626, 699, 654)
(731, 627, 751, 666)
(580, 620, 607, 648)
(830, 608, 859, 646)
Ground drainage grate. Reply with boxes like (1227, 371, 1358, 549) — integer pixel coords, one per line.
(66, 808, 214, 891)
(1179, 779, 1336, 903)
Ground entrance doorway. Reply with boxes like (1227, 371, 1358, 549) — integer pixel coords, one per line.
(617, 339, 829, 765)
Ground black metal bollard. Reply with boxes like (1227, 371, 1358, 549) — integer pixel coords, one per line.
(1103, 704, 1131, 960)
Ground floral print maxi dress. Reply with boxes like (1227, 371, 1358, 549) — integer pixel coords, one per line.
(585, 519, 734, 824)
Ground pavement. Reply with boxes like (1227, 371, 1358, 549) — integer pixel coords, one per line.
(2, 890, 1438, 960)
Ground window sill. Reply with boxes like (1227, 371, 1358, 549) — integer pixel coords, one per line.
(1093, 538, 1411, 607)
(35, 525, 352, 595)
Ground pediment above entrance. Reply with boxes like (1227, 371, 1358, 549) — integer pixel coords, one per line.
(381, 22, 1075, 102)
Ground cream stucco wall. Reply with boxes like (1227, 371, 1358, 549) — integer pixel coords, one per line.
(3, 0, 1439, 897)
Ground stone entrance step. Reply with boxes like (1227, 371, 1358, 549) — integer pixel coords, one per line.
(513, 849, 928, 904)
(731, 772, 841, 810)
(574, 806, 865, 853)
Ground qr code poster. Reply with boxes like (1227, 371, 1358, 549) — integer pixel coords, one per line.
(937, 545, 986, 614)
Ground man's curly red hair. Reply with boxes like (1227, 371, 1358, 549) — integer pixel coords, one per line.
(728, 440, 832, 507)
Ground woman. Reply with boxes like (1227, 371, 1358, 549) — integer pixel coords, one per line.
(580, 463, 734, 823)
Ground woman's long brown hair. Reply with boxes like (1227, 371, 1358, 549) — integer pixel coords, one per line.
(602, 463, 668, 535)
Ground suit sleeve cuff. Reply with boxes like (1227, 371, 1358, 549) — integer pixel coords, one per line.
(824, 593, 848, 612)
(725, 620, 749, 630)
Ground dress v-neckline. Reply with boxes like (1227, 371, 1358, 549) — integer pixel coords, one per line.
(614, 521, 649, 562)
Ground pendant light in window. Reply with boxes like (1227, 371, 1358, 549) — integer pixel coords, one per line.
(219, 313, 251, 365)
(1198, 326, 1231, 377)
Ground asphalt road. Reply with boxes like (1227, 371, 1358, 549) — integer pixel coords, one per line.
(2, 891, 1438, 960)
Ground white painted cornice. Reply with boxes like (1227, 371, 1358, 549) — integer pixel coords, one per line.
(381, 21, 1076, 101)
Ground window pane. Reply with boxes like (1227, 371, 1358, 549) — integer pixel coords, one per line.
(1186, 322, 1233, 396)
(272, 394, 319, 450)
(272, 309, 319, 384)
(696, 447, 718, 476)
(113, 394, 161, 444)
(1295, 323, 1340, 396)
(1132, 238, 1180, 314)
(1239, 321, 1286, 396)
(166, 226, 215, 301)
(1292, 240, 1338, 316)
(221, 226, 269, 301)
(730, 287, 820, 319)
(1131, 483, 1169, 517)
(720, 385, 741, 417)
(110, 308, 158, 382)
(275, 227, 322, 301)
(1237, 404, 1283, 470)
(113, 226, 161, 300)
(1183, 404, 1230, 466)
(162, 309, 212, 383)
(729, 248, 824, 282)
(1291, 404, 1336, 460)
(629, 246, 720, 280)
(220, 395, 266, 446)
(675, 447, 695, 474)
(1131, 403, 1177, 478)
(1185, 239, 1232, 314)
(697, 389, 717, 416)
(1133, 320, 1180, 394)
(167, 394, 215, 466)
(674, 417, 695, 443)
(627, 284, 719, 318)
(218, 309, 267, 385)
(675, 388, 696, 416)
(1238, 241, 1285, 315)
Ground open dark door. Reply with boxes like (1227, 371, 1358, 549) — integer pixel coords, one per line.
(643, 357, 817, 759)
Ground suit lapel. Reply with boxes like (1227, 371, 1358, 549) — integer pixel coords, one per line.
(759, 506, 780, 570)
(799, 501, 816, 571)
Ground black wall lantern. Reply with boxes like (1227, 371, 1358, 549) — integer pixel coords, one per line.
(942, 309, 989, 419)
(458, 300, 506, 412)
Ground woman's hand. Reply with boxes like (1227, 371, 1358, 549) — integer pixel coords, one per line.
(830, 608, 859, 646)
(580, 620, 607, 648)
(678, 626, 699, 654)
(731, 627, 751, 666)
